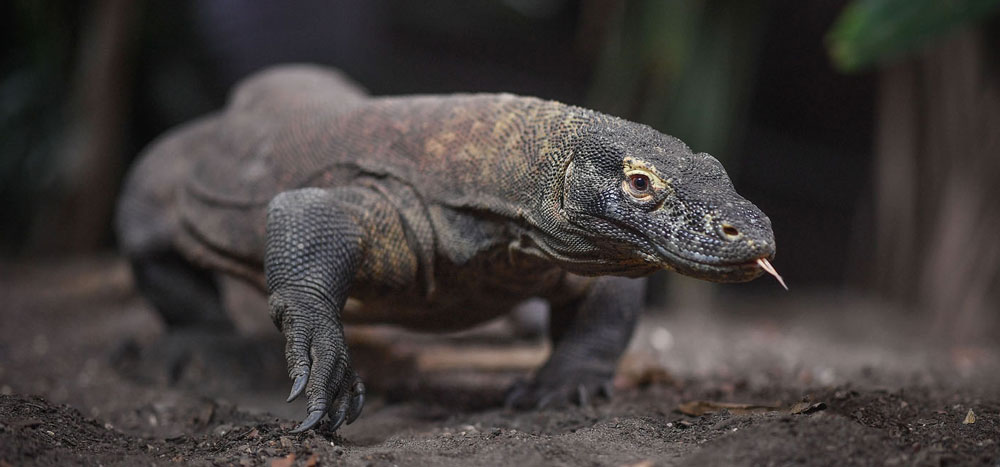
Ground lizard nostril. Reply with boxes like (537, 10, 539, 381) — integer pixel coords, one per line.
(721, 224, 740, 239)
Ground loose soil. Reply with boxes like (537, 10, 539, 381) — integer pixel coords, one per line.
(1, 257, 998, 466)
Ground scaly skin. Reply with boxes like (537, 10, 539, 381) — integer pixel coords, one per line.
(116, 64, 777, 432)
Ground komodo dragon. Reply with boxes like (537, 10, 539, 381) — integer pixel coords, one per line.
(116, 64, 780, 433)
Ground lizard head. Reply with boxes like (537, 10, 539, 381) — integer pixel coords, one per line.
(557, 119, 776, 283)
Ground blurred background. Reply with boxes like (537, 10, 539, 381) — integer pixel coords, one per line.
(2, 0, 999, 341)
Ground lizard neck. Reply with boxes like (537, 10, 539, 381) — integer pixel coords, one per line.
(507, 101, 628, 273)
(342, 94, 613, 270)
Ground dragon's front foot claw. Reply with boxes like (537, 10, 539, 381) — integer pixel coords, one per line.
(286, 353, 366, 433)
(275, 293, 366, 433)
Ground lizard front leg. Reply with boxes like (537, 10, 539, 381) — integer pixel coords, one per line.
(265, 187, 412, 432)
(507, 275, 644, 408)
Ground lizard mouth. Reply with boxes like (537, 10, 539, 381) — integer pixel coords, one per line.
(568, 213, 775, 283)
(649, 241, 768, 283)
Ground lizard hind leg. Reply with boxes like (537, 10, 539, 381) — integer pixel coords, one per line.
(116, 196, 265, 386)
(130, 249, 233, 331)
(115, 110, 236, 332)
(116, 249, 289, 392)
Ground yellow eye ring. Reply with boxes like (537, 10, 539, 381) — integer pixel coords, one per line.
(622, 157, 669, 199)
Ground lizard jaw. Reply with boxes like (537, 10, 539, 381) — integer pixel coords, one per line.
(563, 212, 775, 283)
(650, 241, 772, 283)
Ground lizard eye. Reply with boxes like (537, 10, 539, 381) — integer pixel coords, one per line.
(627, 173, 652, 197)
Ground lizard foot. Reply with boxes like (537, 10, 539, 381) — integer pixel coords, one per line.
(504, 374, 614, 410)
(272, 291, 365, 433)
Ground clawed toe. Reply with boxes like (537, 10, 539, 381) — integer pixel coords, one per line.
(291, 409, 325, 433)
(346, 380, 365, 425)
(505, 377, 613, 410)
(286, 369, 366, 433)
(287, 373, 307, 402)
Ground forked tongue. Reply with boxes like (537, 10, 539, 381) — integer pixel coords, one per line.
(756, 258, 788, 290)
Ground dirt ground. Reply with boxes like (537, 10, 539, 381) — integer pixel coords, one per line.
(1, 257, 998, 466)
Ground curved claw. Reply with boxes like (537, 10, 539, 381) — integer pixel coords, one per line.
(536, 392, 557, 410)
(506, 376, 616, 410)
(287, 373, 308, 403)
(291, 409, 325, 433)
(346, 387, 365, 425)
(328, 403, 349, 432)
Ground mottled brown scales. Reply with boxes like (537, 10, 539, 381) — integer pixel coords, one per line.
(116, 64, 778, 433)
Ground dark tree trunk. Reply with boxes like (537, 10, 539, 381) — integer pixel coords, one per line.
(873, 27, 1000, 340)
(30, 0, 137, 254)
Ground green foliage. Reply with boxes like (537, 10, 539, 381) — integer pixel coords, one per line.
(587, 0, 767, 160)
(828, 0, 1000, 72)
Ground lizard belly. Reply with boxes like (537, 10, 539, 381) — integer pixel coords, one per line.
(343, 248, 565, 332)
(343, 295, 514, 332)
